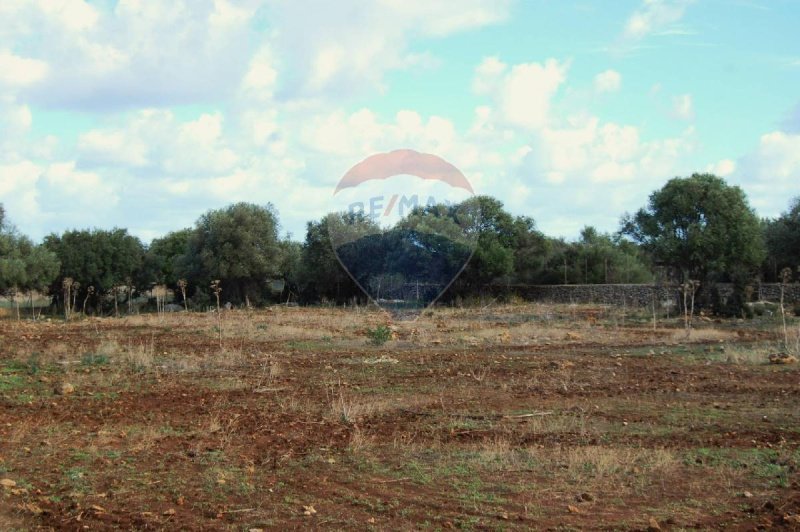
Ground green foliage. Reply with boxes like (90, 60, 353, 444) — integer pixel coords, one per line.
(0, 182, 790, 313)
(762, 196, 800, 282)
(621, 174, 765, 283)
(299, 213, 366, 303)
(537, 227, 652, 285)
(366, 324, 392, 346)
(179, 202, 283, 305)
(81, 353, 110, 366)
(452, 196, 516, 292)
(0, 205, 60, 299)
(142, 228, 191, 287)
(44, 227, 143, 311)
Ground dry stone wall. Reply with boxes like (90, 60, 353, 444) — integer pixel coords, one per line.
(494, 283, 800, 308)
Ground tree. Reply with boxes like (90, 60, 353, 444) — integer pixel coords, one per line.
(278, 239, 303, 302)
(142, 228, 192, 287)
(0, 205, 60, 317)
(447, 196, 515, 297)
(299, 213, 370, 304)
(621, 174, 765, 283)
(180, 203, 283, 305)
(510, 216, 551, 284)
(44, 228, 144, 313)
(572, 226, 652, 284)
(763, 197, 800, 281)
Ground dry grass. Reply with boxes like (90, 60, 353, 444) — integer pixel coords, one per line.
(670, 327, 735, 343)
(199, 399, 241, 453)
(125, 424, 164, 454)
(118, 343, 155, 371)
(721, 343, 773, 364)
(328, 390, 375, 423)
(347, 426, 375, 454)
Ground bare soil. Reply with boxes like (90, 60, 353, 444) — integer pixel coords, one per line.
(1, 304, 798, 530)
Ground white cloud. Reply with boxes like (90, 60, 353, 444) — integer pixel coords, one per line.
(241, 45, 278, 100)
(0, 0, 510, 111)
(624, 0, 693, 41)
(78, 130, 149, 167)
(706, 158, 736, 176)
(473, 56, 507, 94)
(269, 0, 511, 96)
(745, 132, 800, 181)
(726, 131, 800, 217)
(76, 110, 240, 177)
(672, 93, 694, 120)
(474, 58, 568, 130)
(0, 51, 49, 88)
(39, 0, 100, 32)
(593, 69, 622, 93)
(0, 1, 771, 243)
(4, 1, 259, 109)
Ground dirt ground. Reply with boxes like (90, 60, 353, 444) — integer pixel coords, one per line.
(1, 303, 799, 530)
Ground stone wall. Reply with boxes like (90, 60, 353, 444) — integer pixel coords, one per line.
(491, 283, 800, 308)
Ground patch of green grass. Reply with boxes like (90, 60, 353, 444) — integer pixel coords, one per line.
(454, 476, 507, 507)
(87, 391, 120, 401)
(70, 450, 94, 462)
(686, 447, 796, 487)
(81, 353, 110, 366)
(0, 373, 26, 392)
(12, 393, 35, 404)
(287, 339, 335, 350)
(399, 459, 433, 485)
(62, 466, 90, 493)
(366, 325, 392, 346)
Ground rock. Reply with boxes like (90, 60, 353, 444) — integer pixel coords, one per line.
(1, 478, 16, 488)
(21, 502, 43, 515)
(646, 517, 661, 531)
(769, 353, 797, 365)
(163, 508, 176, 516)
(302, 505, 317, 516)
(54, 382, 75, 395)
(743, 491, 753, 498)
(576, 492, 594, 502)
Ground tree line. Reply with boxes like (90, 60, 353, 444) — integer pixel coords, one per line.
(0, 173, 797, 316)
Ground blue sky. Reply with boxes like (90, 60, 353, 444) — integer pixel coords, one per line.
(0, 0, 799, 243)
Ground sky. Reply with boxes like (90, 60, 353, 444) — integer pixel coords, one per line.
(1, 0, 799, 243)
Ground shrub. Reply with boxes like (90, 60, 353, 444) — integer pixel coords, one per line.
(81, 353, 109, 366)
(366, 325, 392, 346)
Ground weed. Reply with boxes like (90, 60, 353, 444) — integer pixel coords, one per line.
(81, 353, 109, 366)
(366, 325, 392, 346)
